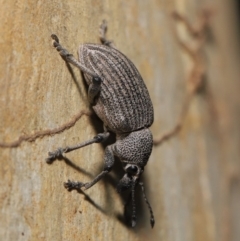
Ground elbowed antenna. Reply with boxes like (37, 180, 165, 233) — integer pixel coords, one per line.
(139, 182, 155, 228)
(131, 181, 137, 227)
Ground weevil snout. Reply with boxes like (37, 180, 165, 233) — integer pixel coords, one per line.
(116, 164, 155, 228)
(116, 164, 143, 193)
(116, 174, 132, 193)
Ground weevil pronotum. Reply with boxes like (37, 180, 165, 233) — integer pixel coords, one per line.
(47, 20, 155, 228)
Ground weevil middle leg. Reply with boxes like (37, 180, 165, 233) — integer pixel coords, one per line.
(46, 131, 110, 163)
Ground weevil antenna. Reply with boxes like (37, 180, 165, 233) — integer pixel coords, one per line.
(139, 182, 155, 228)
(131, 181, 137, 227)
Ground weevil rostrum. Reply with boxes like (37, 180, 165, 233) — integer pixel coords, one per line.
(47, 21, 155, 228)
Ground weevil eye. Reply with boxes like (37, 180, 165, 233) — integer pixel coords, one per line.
(92, 76, 101, 84)
(126, 165, 138, 175)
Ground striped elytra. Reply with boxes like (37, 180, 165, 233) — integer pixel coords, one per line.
(78, 44, 154, 134)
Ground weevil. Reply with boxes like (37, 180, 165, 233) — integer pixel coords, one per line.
(47, 21, 155, 228)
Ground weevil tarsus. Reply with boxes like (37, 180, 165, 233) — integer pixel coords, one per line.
(64, 180, 85, 192)
(99, 19, 113, 47)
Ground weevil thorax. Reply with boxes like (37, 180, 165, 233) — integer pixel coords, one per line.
(115, 128, 153, 192)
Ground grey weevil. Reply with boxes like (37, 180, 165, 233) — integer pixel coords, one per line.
(47, 21, 155, 228)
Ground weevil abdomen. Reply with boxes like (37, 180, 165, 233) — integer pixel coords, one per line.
(79, 44, 154, 133)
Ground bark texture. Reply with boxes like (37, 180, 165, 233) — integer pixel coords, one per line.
(0, 0, 240, 241)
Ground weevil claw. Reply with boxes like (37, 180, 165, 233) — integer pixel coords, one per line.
(150, 218, 155, 228)
(64, 180, 85, 191)
(51, 34, 59, 43)
(46, 148, 64, 163)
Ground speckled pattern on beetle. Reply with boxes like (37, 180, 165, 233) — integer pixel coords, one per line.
(47, 21, 155, 228)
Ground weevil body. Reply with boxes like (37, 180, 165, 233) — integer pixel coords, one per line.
(80, 44, 154, 133)
(48, 21, 155, 228)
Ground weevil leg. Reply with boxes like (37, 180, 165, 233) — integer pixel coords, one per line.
(46, 132, 110, 163)
(51, 34, 102, 104)
(99, 20, 113, 47)
(64, 144, 115, 191)
(88, 76, 102, 104)
(51, 34, 97, 77)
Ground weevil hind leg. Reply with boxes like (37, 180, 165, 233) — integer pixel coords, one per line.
(64, 144, 116, 191)
(51, 34, 103, 102)
(99, 20, 114, 47)
(51, 34, 96, 77)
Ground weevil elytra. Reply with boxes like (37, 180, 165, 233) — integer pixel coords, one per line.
(47, 21, 155, 228)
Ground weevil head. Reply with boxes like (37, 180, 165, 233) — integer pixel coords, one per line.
(115, 128, 153, 193)
(115, 128, 155, 228)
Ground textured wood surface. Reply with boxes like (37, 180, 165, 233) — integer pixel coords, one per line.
(0, 1, 240, 241)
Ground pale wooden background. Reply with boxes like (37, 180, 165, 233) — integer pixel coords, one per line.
(0, 0, 240, 241)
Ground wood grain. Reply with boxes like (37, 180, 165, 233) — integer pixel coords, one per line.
(0, 1, 240, 240)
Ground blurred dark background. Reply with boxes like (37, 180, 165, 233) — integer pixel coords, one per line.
(235, 0, 240, 26)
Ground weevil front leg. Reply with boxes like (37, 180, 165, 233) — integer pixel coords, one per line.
(99, 20, 113, 47)
(64, 144, 115, 191)
(46, 132, 110, 163)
